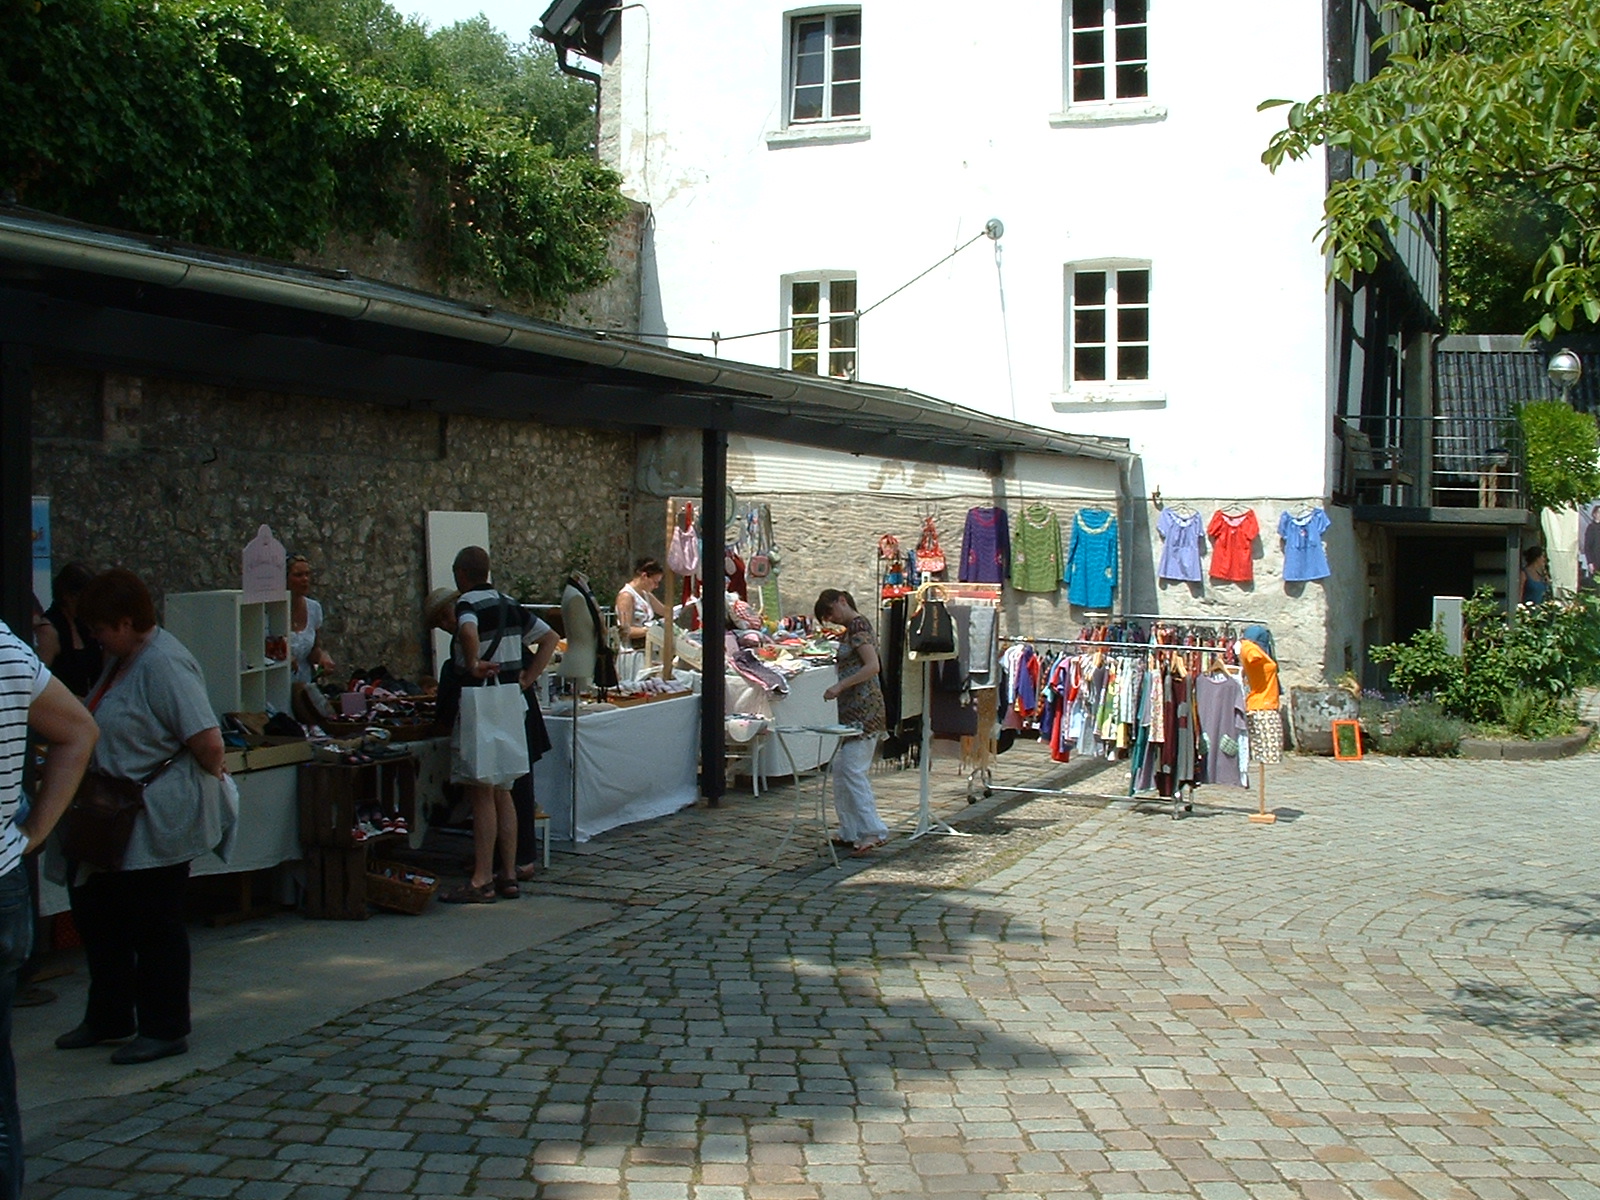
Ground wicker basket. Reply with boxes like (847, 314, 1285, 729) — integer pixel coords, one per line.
(365, 860, 439, 915)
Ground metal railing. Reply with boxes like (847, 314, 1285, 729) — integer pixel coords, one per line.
(1336, 414, 1526, 510)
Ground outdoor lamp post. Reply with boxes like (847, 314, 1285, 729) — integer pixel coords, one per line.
(1548, 348, 1583, 405)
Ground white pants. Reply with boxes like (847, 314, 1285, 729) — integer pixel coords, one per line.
(831, 736, 888, 845)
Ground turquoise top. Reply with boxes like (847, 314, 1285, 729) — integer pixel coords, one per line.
(1065, 508, 1118, 608)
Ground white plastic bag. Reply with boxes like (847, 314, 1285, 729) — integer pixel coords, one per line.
(459, 681, 529, 787)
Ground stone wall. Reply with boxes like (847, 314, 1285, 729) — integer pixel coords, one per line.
(306, 199, 649, 335)
(1122, 495, 1365, 687)
(33, 367, 638, 680)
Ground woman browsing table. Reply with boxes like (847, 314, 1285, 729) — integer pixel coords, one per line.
(814, 589, 890, 856)
(286, 554, 335, 685)
(615, 558, 669, 648)
(54, 569, 232, 1065)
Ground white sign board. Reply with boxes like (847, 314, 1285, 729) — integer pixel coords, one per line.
(241, 525, 287, 604)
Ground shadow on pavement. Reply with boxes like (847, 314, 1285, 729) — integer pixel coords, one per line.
(1438, 981, 1600, 1045)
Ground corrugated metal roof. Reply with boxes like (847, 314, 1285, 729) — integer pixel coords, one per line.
(0, 208, 1133, 476)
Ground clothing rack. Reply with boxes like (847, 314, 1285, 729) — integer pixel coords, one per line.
(987, 632, 1246, 819)
(1003, 637, 1236, 653)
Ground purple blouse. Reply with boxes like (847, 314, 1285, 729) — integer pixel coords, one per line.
(1157, 509, 1205, 582)
(960, 507, 1011, 583)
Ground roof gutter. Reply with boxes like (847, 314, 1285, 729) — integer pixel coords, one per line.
(0, 212, 1133, 465)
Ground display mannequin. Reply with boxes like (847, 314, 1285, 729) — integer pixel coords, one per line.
(561, 573, 597, 691)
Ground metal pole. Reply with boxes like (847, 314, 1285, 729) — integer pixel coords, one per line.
(0, 344, 32, 637)
(699, 426, 728, 806)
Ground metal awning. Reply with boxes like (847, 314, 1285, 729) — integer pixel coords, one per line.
(0, 209, 1130, 475)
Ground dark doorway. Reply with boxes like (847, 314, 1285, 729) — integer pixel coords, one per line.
(1391, 534, 1505, 643)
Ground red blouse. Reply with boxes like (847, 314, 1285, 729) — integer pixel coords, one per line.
(1207, 508, 1259, 582)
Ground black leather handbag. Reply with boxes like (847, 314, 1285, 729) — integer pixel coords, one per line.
(907, 585, 958, 661)
(60, 754, 182, 871)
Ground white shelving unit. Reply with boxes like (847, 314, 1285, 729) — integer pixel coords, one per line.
(165, 589, 292, 718)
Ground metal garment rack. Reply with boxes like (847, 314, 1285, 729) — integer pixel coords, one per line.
(985, 623, 1252, 819)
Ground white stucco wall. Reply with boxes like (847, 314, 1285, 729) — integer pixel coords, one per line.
(599, 0, 1333, 501)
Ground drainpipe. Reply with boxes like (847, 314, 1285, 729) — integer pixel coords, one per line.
(552, 46, 603, 160)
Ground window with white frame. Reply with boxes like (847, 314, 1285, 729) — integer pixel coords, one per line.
(788, 10, 861, 124)
(785, 274, 858, 379)
(1066, 0, 1148, 105)
(1067, 265, 1150, 386)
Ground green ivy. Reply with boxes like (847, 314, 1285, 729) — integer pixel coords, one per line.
(0, 0, 624, 306)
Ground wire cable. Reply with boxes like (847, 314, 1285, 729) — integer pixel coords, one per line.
(608, 223, 1002, 347)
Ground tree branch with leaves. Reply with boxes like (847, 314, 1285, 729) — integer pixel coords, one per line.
(1261, 0, 1600, 337)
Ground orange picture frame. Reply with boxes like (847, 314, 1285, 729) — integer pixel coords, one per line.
(1331, 719, 1363, 760)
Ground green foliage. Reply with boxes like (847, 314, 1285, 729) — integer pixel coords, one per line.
(1261, 0, 1600, 339)
(1487, 688, 1576, 739)
(1369, 627, 1465, 703)
(1373, 587, 1600, 727)
(1447, 188, 1569, 334)
(1382, 702, 1467, 757)
(0, 0, 622, 307)
(1518, 400, 1600, 512)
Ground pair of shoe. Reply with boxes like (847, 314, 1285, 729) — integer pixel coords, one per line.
(438, 880, 496, 905)
(56, 1024, 188, 1064)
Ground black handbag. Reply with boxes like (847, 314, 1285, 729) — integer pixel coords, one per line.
(907, 585, 958, 661)
(59, 754, 182, 871)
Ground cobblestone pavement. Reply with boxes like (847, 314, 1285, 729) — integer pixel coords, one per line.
(25, 750, 1600, 1200)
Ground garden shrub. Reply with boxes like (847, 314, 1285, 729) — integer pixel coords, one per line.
(1382, 703, 1467, 757)
(1370, 586, 1600, 728)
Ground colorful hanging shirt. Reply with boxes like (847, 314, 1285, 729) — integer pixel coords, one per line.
(960, 507, 1011, 583)
(1207, 508, 1259, 583)
(1065, 508, 1119, 608)
(1011, 504, 1064, 592)
(1278, 507, 1332, 581)
(1156, 509, 1204, 582)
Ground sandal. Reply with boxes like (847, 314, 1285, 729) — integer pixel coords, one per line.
(850, 839, 888, 857)
(494, 877, 521, 899)
(438, 881, 496, 905)
(514, 862, 538, 883)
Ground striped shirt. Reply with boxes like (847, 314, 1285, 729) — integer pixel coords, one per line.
(0, 621, 49, 876)
(453, 589, 552, 686)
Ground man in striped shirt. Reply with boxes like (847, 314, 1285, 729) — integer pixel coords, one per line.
(441, 547, 557, 903)
(0, 618, 98, 1198)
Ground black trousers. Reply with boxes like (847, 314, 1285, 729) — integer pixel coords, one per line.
(68, 862, 191, 1041)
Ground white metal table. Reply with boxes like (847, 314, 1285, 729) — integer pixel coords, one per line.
(768, 723, 858, 866)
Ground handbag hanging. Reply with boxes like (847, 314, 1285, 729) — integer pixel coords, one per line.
(745, 507, 771, 582)
(666, 502, 701, 578)
(916, 516, 946, 576)
(879, 533, 911, 599)
(906, 583, 959, 661)
(59, 753, 184, 871)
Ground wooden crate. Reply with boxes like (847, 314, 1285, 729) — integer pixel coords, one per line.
(302, 846, 369, 920)
(298, 757, 417, 849)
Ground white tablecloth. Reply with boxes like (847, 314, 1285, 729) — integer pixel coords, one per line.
(536, 693, 700, 843)
(725, 663, 839, 777)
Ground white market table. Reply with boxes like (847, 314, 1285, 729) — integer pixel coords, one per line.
(726, 663, 839, 780)
(535, 692, 700, 844)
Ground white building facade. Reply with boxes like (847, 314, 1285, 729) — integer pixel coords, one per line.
(543, 0, 1443, 684)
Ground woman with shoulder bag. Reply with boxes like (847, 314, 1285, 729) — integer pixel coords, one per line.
(54, 569, 230, 1065)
